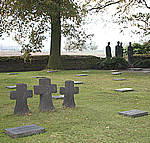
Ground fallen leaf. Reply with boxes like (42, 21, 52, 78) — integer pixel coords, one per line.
(50, 135, 56, 137)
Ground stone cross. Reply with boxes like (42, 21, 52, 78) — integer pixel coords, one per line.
(10, 84, 33, 115)
(34, 78, 57, 112)
(60, 80, 79, 108)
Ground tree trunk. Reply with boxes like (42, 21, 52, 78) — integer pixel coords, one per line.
(46, 13, 64, 70)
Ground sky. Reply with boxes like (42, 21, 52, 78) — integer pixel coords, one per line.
(0, 0, 149, 53)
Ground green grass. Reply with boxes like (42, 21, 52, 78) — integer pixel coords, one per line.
(0, 70, 150, 142)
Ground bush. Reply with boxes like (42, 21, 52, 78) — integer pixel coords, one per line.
(133, 59, 150, 68)
(95, 57, 128, 70)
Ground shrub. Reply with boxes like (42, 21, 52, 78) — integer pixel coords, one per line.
(133, 59, 150, 68)
(95, 57, 128, 70)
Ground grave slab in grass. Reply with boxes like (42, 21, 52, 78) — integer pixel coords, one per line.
(113, 79, 126, 81)
(82, 71, 89, 72)
(115, 88, 133, 92)
(33, 76, 46, 78)
(111, 70, 119, 72)
(76, 74, 87, 76)
(52, 95, 64, 99)
(111, 72, 122, 75)
(74, 81, 83, 84)
(6, 86, 16, 89)
(7, 73, 18, 75)
(5, 124, 45, 138)
(119, 109, 148, 118)
(47, 71, 58, 73)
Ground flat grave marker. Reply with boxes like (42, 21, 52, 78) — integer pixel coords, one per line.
(113, 79, 126, 81)
(33, 76, 46, 78)
(5, 124, 45, 138)
(119, 109, 148, 118)
(47, 71, 58, 73)
(111, 70, 119, 72)
(52, 95, 64, 99)
(82, 71, 89, 72)
(6, 86, 16, 89)
(76, 74, 87, 76)
(115, 88, 133, 92)
(111, 72, 122, 75)
(74, 81, 83, 84)
(7, 73, 18, 75)
(10, 84, 33, 114)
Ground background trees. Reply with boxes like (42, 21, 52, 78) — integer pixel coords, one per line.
(1, 0, 93, 69)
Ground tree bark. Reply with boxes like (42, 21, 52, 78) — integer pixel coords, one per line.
(46, 13, 64, 70)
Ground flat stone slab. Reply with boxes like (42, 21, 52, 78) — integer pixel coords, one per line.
(134, 68, 142, 71)
(5, 124, 45, 138)
(7, 73, 18, 75)
(111, 70, 119, 72)
(111, 72, 122, 75)
(115, 88, 133, 92)
(33, 76, 46, 78)
(47, 71, 58, 73)
(6, 86, 16, 89)
(82, 71, 89, 72)
(76, 74, 88, 76)
(119, 109, 148, 118)
(74, 81, 83, 84)
(113, 79, 126, 81)
(52, 95, 64, 99)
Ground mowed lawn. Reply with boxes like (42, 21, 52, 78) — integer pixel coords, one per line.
(0, 70, 150, 142)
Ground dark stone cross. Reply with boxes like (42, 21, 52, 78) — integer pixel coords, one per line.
(10, 84, 33, 115)
(34, 78, 57, 112)
(60, 80, 79, 108)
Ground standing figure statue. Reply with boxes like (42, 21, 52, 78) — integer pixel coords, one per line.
(120, 42, 123, 57)
(128, 42, 133, 65)
(106, 42, 112, 59)
(115, 41, 120, 57)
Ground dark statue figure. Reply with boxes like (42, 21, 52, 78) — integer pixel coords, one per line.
(106, 42, 112, 59)
(120, 42, 123, 57)
(115, 41, 120, 57)
(128, 42, 133, 65)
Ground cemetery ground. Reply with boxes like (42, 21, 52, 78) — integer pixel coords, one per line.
(0, 70, 149, 142)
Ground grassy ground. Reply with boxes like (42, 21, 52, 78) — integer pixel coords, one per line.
(0, 70, 150, 143)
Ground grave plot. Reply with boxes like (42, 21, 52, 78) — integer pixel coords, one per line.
(111, 72, 122, 75)
(5, 124, 45, 138)
(33, 76, 46, 78)
(115, 88, 133, 92)
(47, 71, 58, 73)
(7, 73, 18, 75)
(74, 81, 83, 84)
(119, 109, 148, 118)
(113, 79, 126, 81)
(76, 74, 87, 76)
(6, 86, 16, 89)
(52, 95, 64, 99)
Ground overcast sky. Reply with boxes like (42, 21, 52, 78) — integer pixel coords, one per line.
(0, 0, 149, 52)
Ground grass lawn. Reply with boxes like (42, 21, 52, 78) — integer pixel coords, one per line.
(0, 70, 150, 142)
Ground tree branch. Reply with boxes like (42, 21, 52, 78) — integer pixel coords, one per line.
(142, 0, 150, 9)
(89, 1, 120, 11)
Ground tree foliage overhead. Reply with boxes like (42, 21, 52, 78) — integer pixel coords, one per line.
(0, 0, 93, 54)
(88, 0, 150, 38)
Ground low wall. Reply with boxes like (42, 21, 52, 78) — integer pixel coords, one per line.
(0, 55, 100, 72)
